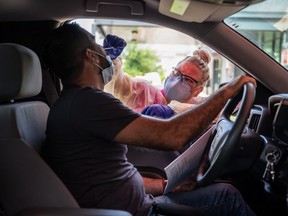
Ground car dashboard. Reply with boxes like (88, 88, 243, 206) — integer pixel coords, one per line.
(247, 94, 288, 174)
(228, 94, 288, 215)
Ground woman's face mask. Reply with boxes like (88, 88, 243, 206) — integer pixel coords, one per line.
(163, 76, 191, 102)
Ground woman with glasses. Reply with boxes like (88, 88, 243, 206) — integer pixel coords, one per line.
(141, 49, 211, 118)
(104, 34, 211, 116)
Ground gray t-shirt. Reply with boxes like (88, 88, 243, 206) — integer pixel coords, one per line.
(42, 86, 153, 215)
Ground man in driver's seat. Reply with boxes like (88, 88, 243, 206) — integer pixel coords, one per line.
(42, 23, 257, 216)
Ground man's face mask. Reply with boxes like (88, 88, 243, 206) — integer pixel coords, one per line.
(90, 50, 114, 85)
(164, 76, 191, 102)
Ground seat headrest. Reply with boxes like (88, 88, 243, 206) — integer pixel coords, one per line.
(0, 43, 42, 102)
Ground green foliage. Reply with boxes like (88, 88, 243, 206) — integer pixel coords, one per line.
(122, 42, 164, 78)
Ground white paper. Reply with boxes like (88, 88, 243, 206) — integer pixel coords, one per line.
(163, 127, 213, 194)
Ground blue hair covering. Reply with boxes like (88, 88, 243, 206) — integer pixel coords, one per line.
(141, 104, 175, 119)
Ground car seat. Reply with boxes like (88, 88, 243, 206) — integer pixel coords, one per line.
(0, 43, 131, 216)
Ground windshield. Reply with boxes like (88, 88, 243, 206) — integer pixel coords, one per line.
(224, 0, 288, 69)
(74, 18, 245, 96)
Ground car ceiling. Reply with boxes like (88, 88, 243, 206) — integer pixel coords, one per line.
(0, 0, 251, 22)
(0, 0, 261, 46)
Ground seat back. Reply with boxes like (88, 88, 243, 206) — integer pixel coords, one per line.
(0, 43, 49, 153)
(0, 138, 79, 216)
(0, 43, 80, 216)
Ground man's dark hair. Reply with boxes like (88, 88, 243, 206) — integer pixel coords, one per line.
(43, 23, 96, 81)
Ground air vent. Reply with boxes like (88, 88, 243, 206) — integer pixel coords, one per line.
(248, 113, 261, 131)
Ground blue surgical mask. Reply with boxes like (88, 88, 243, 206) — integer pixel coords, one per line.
(90, 50, 114, 85)
(163, 76, 191, 102)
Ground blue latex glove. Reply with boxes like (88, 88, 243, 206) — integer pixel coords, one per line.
(141, 104, 175, 119)
(103, 34, 127, 60)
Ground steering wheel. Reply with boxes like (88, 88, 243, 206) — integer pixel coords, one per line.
(197, 82, 255, 186)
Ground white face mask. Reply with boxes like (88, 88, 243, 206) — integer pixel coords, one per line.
(89, 50, 114, 85)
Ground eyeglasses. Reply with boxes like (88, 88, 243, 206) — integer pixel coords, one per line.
(171, 67, 200, 87)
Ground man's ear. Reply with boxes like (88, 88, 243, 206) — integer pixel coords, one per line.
(86, 49, 99, 63)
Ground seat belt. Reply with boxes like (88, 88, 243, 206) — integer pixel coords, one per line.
(42, 68, 60, 107)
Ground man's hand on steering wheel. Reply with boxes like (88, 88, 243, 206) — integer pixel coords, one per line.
(196, 78, 256, 186)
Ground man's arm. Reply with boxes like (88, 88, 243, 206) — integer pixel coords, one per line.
(114, 75, 256, 151)
(142, 177, 165, 196)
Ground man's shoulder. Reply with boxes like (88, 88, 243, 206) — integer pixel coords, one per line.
(63, 86, 114, 99)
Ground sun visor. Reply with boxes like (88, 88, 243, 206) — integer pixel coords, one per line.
(159, 0, 263, 23)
